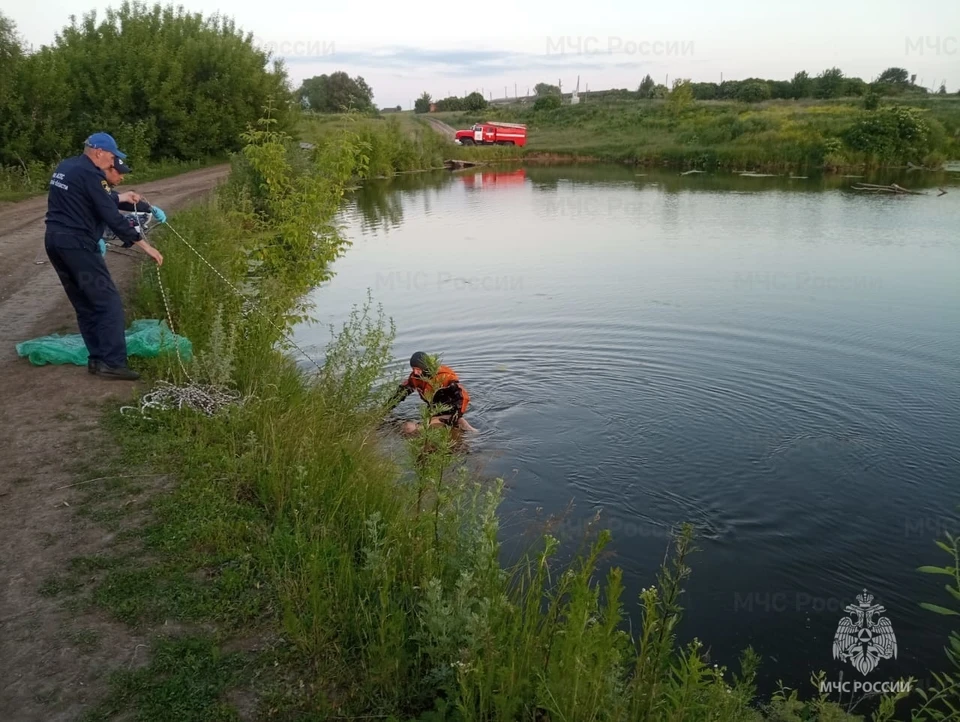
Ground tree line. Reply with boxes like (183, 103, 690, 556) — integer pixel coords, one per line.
(298, 71, 377, 113)
(636, 67, 950, 103)
(0, 3, 293, 167)
(412, 91, 488, 114)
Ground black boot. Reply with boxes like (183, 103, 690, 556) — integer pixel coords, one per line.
(87, 358, 101, 374)
(95, 364, 140, 381)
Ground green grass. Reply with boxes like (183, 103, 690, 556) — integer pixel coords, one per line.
(298, 111, 522, 178)
(48, 114, 959, 721)
(81, 636, 250, 722)
(433, 94, 960, 170)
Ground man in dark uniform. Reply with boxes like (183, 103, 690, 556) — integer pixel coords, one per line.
(44, 132, 164, 380)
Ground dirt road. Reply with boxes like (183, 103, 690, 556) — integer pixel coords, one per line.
(423, 116, 457, 140)
(0, 164, 229, 721)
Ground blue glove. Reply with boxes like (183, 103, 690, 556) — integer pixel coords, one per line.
(151, 206, 167, 223)
(98, 239, 107, 256)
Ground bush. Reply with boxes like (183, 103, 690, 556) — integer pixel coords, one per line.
(414, 92, 432, 114)
(922, 151, 946, 169)
(650, 84, 669, 99)
(844, 77, 868, 97)
(737, 81, 772, 103)
(668, 79, 694, 114)
(434, 96, 463, 112)
(0, 160, 53, 199)
(534, 94, 562, 111)
(769, 80, 793, 99)
(298, 72, 374, 113)
(843, 105, 932, 160)
(691, 82, 718, 100)
(463, 91, 487, 111)
(790, 71, 812, 99)
(0, 4, 292, 165)
(815, 67, 845, 98)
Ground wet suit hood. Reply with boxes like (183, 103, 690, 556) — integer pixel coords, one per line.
(410, 351, 431, 373)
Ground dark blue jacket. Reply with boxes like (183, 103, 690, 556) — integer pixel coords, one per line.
(45, 154, 143, 248)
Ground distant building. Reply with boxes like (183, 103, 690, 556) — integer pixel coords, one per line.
(429, 103, 437, 112)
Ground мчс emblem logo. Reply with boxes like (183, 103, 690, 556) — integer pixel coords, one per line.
(832, 589, 898, 676)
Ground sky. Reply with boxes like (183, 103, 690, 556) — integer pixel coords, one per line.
(9, 0, 960, 109)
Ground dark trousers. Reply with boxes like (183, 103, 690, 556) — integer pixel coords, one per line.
(44, 231, 127, 368)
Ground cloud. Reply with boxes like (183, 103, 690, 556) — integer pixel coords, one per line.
(279, 45, 671, 75)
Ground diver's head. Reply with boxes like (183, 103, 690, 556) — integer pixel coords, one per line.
(410, 351, 431, 376)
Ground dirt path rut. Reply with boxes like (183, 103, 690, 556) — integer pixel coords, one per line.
(423, 116, 457, 140)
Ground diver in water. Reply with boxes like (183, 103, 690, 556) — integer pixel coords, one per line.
(387, 351, 478, 434)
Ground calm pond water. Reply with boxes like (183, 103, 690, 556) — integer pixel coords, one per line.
(298, 164, 960, 692)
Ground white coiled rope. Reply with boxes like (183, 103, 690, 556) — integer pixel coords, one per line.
(127, 380, 243, 418)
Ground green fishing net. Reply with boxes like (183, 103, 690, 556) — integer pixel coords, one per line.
(15, 319, 192, 366)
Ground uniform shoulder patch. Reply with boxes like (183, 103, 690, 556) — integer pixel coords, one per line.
(101, 179, 110, 192)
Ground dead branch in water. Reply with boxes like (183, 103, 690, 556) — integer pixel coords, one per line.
(906, 161, 944, 172)
(851, 182, 926, 195)
(444, 159, 485, 170)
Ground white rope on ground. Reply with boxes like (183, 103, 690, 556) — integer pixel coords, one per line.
(123, 380, 243, 419)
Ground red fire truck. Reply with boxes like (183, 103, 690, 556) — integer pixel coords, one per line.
(454, 122, 527, 147)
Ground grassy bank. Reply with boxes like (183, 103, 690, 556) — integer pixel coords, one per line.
(0, 155, 227, 203)
(298, 112, 520, 178)
(435, 95, 960, 170)
(45, 116, 960, 720)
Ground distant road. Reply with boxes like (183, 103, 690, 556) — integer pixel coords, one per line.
(423, 116, 457, 140)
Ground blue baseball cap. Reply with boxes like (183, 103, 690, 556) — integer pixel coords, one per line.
(113, 157, 132, 174)
(84, 132, 127, 159)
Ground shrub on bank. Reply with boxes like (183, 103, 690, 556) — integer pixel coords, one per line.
(843, 106, 933, 161)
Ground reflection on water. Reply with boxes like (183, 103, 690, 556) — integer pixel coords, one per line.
(351, 164, 960, 233)
(301, 164, 960, 693)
